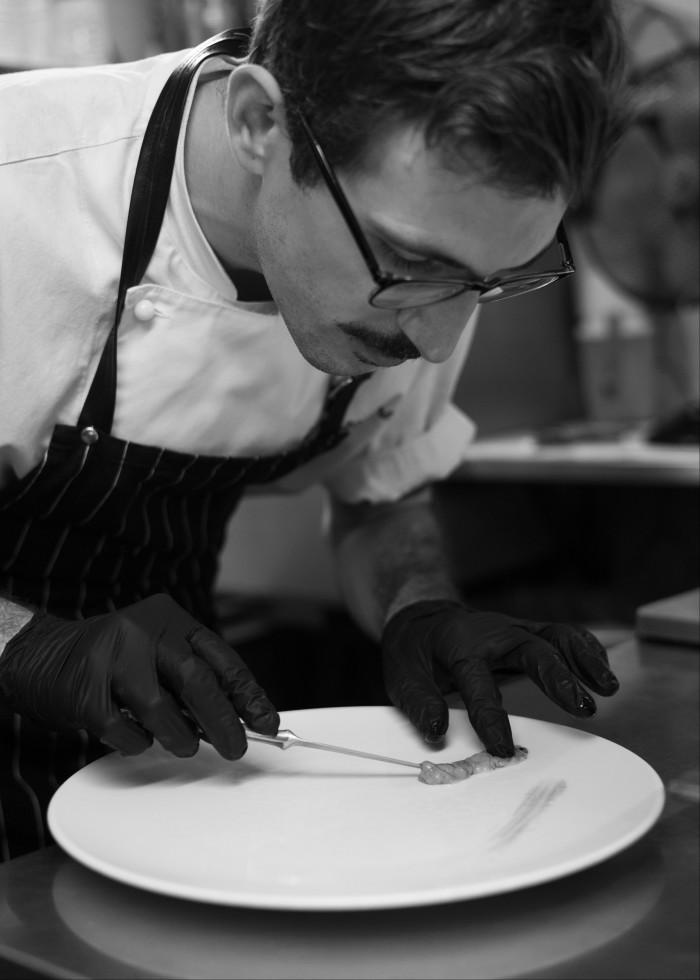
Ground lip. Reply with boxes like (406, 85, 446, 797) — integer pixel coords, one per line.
(340, 321, 417, 368)
(355, 347, 405, 368)
(352, 335, 410, 368)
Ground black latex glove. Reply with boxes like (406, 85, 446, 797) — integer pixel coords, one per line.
(381, 599, 619, 756)
(0, 594, 279, 759)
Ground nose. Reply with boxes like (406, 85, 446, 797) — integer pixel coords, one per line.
(396, 292, 479, 363)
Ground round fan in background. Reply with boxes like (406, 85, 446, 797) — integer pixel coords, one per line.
(572, 4, 699, 312)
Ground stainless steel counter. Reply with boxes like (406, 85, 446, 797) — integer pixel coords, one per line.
(0, 637, 697, 980)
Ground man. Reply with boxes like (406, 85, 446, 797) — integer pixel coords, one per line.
(0, 0, 628, 860)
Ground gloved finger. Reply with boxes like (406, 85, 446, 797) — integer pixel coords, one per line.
(383, 659, 450, 743)
(188, 627, 280, 736)
(179, 679, 249, 761)
(536, 625, 619, 696)
(450, 658, 515, 757)
(96, 708, 154, 756)
(503, 633, 598, 717)
(78, 651, 158, 755)
(155, 634, 250, 761)
(121, 684, 200, 758)
(109, 642, 200, 758)
(104, 632, 199, 758)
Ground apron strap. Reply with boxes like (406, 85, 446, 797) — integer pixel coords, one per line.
(78, 30, 251, 433)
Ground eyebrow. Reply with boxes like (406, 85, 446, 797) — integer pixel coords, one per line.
(368, 220, 557, 277)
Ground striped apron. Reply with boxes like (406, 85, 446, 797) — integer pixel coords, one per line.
(0, 32, 365, 861)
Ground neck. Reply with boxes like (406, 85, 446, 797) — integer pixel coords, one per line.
(183, 73, 263, 288)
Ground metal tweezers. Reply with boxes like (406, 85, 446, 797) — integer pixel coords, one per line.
(244, 726, 422, 769)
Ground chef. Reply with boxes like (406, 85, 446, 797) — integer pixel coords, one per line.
(0, 0, 626, 860)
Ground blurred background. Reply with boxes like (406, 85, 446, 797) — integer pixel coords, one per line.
(1, 0, 697, 646)
(0, 0, 255, 67)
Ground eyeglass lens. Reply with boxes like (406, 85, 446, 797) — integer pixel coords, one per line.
(370, 273, 564, 309)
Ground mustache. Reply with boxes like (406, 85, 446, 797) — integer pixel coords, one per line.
(339, 323, 421, 362)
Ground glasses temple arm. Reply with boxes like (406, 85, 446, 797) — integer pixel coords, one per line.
(297, 115, 385, 277)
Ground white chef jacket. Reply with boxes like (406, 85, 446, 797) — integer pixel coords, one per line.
(0, 49, 477, 505)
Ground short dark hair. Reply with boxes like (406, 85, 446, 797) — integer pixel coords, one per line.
(249, 0, 629, 206)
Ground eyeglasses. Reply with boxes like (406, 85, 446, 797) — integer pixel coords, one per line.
(299, 115, 576, 310)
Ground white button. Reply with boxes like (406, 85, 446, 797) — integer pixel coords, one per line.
(133, 299, 155, 322)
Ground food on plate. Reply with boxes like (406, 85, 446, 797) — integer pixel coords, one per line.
(419, 745, 528, 784)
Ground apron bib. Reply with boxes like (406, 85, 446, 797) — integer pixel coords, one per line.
(0, 31, 364, 860)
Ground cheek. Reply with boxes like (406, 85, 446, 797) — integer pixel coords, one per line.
(254, 192, 314, 298)
(255, 184, 368, 314)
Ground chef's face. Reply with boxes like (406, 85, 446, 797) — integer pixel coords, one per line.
(253, 124, 566, 376)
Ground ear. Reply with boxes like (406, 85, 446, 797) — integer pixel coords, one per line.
(225, 64, 286, 176)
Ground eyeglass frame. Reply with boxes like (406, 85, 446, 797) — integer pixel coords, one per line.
(298, 114, 576, 309)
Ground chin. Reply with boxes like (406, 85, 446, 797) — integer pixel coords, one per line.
(278, 317, 361, 377)
(273, 289, 384, 376)
(300, 345, 375, 377)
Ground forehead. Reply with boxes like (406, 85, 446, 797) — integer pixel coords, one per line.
(341, 125, 567, 271)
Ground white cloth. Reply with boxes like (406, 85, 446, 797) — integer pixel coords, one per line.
(0, 50, 477, 504)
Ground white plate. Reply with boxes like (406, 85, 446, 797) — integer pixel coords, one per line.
(48, 706, 664, 910)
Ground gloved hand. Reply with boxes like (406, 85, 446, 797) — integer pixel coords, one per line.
(0, 594, 279, 759)
(381, 599, 619, 756)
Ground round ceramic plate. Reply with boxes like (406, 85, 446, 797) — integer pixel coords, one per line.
(48, 706, 664, 910)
